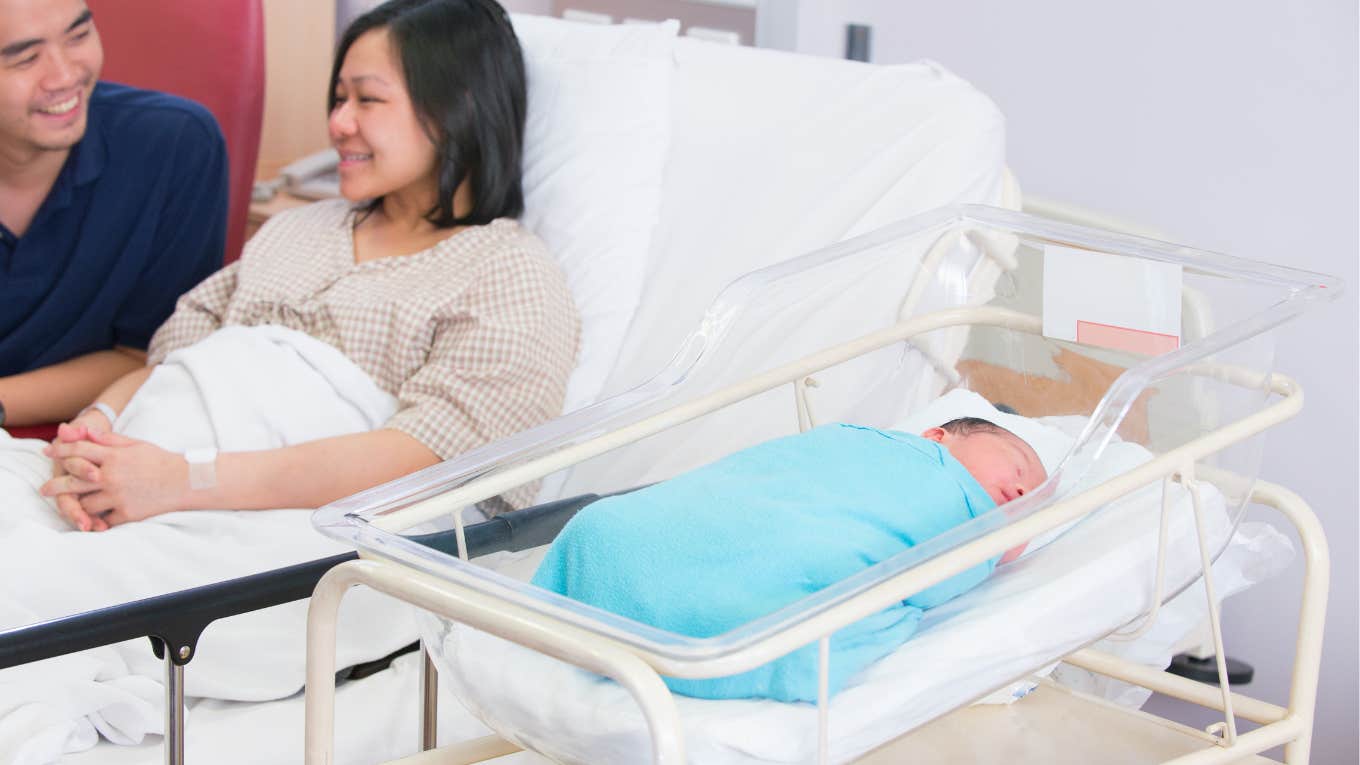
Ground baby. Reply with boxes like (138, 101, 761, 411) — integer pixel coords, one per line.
(532, 417, 1046, 702)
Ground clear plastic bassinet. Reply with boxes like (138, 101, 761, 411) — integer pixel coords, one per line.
(312, 204, 1338, 761)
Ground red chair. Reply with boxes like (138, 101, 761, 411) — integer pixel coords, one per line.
(7, 2, 265, 442)
(90, 0, 265, 266)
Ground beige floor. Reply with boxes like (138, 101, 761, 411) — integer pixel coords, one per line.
(856, 681, 1277, 764)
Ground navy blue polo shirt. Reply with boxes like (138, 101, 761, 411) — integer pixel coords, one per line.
(0, 82, 227, 376)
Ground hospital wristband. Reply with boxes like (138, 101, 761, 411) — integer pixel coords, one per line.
(80, 402, 118, 426)
(185, 447, 219, 491)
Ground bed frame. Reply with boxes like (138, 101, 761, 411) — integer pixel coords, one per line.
(0, 495, 594, 765)
(302, 205, 1337, 765)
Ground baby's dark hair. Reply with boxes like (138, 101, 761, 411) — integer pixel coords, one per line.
(939, 416, 1019, 440)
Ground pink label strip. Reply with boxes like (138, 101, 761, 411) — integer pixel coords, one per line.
(1076, 320, 1180, 356)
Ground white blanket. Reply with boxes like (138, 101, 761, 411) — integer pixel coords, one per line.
(0, 326, 419, 765)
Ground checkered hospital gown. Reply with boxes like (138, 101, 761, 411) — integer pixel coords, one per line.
(148, 199, 580, 510)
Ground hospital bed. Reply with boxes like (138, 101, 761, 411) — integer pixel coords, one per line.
(0, 14, 1328, 765)
(305, 202, 1337, 765)
(2, 15, 1014, 765)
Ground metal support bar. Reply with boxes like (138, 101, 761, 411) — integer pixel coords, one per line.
(1066, 477, 1328, 763)
(1253, 479, 1330, 765)
(307, 560, 687, 764)
(816, 636, 830, 765)
(164, 653, 185, 765)
(1183, 468, 1238, 746)
(419, 645, 439, 751)
(1110, 473, 1175, 641)
(793, 376, 818, 432)
(1067, 652, 1288, 725)
(385, 734, 520, 764)
(1158, 720, 1306, 765)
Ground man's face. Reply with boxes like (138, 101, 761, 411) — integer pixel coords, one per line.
(0, 0, 100, 158)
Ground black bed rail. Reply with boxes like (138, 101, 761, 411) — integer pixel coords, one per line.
(0, 493, 597, 670)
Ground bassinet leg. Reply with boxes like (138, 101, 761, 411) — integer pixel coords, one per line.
(420, 643, 439, 750)
(165, 653, 185, 765)
(817, 636, 830, 765)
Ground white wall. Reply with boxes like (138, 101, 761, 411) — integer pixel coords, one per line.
(501, 0, 552, 14)
(773, 1, 1358, 760)
(342, 0, 554, 19)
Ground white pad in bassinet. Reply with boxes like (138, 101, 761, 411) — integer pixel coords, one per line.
(432, 393, 1292, 764)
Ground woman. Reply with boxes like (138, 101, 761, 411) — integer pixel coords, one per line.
(40, 0, 578, 531)
(0, 5, 574, 758)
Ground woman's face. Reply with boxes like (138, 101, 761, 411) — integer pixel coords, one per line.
(329, 28, 438, 205)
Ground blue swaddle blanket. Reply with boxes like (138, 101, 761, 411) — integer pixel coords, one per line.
(531, 423, 997, 702)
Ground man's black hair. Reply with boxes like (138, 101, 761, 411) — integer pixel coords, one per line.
(329, 0, 527, 227)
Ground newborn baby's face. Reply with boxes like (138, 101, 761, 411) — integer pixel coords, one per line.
(923, 428, 1047, 506)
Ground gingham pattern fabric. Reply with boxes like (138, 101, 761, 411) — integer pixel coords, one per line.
(148, 199, 580, 511)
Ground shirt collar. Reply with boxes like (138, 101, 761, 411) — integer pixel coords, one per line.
(45, 96, 106, 211)
(72, 106, 105, 187)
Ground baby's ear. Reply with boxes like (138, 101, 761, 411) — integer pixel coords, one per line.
(920, 426, 947, 443)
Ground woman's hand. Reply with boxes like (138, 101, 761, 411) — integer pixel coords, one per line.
(42, 430, 189, 529)
(47, 457, 102, 532)
(66, 406, 113, 435)
(54, 412, 111, 483)
(46, 415, 115, 531)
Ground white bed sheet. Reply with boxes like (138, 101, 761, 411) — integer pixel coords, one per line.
(62, 650, 546, 765)
(0, 328, 423, 765)
(434, 453, 1290, 764)
(63, 547, 560, 765)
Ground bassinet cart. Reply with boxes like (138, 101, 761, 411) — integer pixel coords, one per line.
(306, 205, 1340, 764)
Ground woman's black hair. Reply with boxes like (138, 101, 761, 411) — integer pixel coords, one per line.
(329, 0, 527, 227)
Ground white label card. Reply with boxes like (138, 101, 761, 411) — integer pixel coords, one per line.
(1042, 244, 1182, 356)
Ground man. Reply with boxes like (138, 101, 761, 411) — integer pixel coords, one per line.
(0, 0, 226, 429)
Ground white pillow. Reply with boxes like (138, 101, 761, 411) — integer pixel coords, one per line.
(557, 45, 1009, 499)
(601, 45, 1010, 400)
(511, 15, 679, 412)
